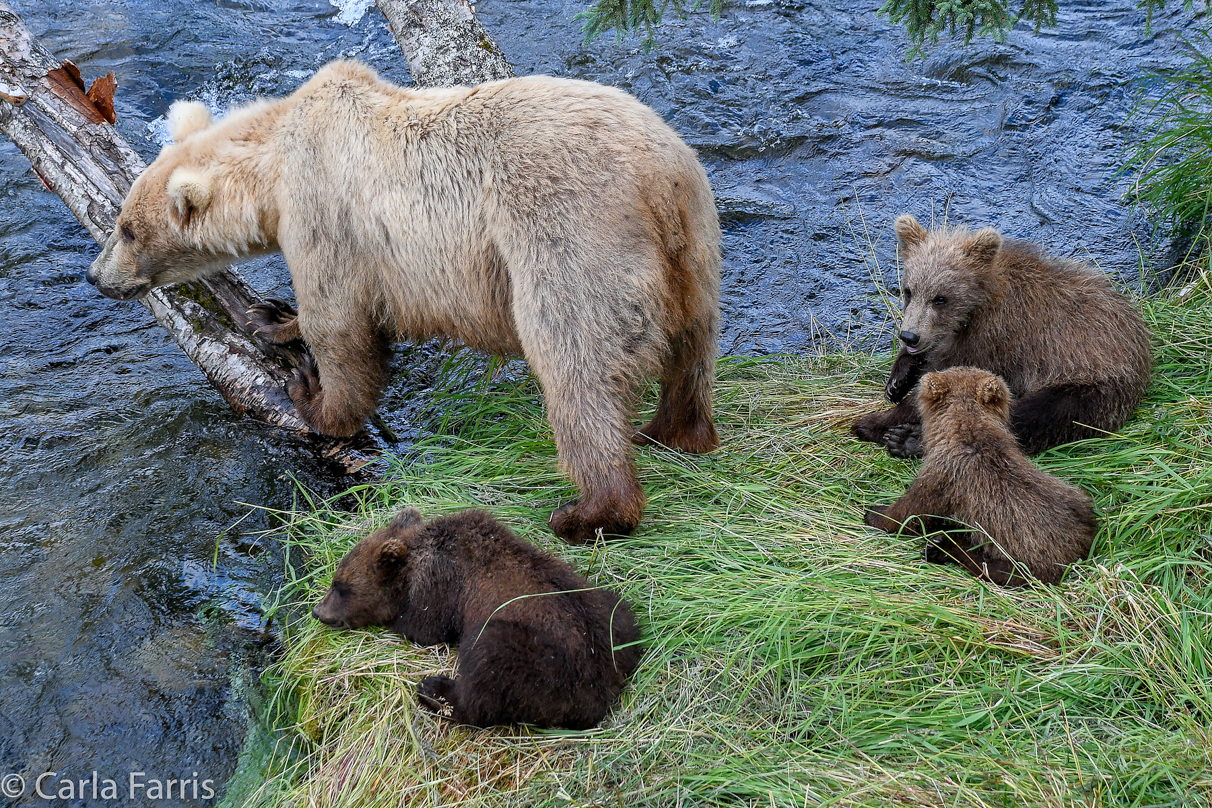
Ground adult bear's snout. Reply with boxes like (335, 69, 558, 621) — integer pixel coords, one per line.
(899, 331, 921, 348)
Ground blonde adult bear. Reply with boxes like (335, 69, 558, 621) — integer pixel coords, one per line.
(86, 60, 722, 544)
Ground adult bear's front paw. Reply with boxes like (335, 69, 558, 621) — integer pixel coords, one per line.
(884, 423, 923, 458)
(246, 297, 301, 344)
(286, 353, 322, 413)
(548, 500, 637, 545)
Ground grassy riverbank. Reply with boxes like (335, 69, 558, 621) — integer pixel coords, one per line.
(240, 274, 1212, 807)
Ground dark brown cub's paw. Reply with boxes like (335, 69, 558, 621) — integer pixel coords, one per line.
(417, 675, 458, 719)
(852, 412, 886, 443)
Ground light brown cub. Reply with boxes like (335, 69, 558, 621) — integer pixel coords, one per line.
(864, 366, 1098, 586)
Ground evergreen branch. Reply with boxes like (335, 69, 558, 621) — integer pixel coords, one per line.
(878, 0, 1057, 56)
(577, 0, 724, 49)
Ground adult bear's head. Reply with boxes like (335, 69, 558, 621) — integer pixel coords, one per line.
(86, 99, 274, 300)
(892, 214, 1003, 359)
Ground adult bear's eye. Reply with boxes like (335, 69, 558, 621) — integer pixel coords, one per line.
(932, 295, 947, 306)
(120, 225, 136, 243)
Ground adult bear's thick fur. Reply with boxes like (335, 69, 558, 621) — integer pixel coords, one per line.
(311, 508, 643, 729)
(86, 60, 722, 543)
(864, 367, 1098, 586)
(853, 215, 1152, 458)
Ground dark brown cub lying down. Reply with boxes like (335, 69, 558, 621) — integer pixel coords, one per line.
(312, 508, 643, 729)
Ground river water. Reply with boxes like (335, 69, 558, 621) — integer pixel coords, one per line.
(0, 0, 1197, 804)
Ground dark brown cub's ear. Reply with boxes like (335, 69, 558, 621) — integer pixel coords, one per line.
(894, 214, 928, 253)
(389, 507, 423, 531)
(978, 374, 1009, 408)
(377, 539, 408, 569)
(918, 372, 949, 405)
(964, 227, 1003, 264)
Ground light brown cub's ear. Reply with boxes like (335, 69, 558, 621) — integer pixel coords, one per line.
(894, 214, 928, 253)
(166, 167, 212, 226)
(918, 372, 949, 405)
(389, 508, 422, 531)
(964, 227, 1003, 264)
(167, 101, 213, 143)
(979, 374, 1009, 408)
(377, 539, 408, 568)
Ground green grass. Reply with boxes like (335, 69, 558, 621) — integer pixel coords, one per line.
(239, 275, 1212, 808)
(1126, 30, 1212, 250)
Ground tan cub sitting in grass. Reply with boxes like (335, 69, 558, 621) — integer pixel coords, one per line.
(86, 59, 722, 545)
(312, 508, 642, 729)
(853, 215, 1152, 459)
(865, 367, 1098, 587)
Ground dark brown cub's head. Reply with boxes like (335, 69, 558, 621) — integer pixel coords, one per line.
(311, 508, 423, 630)
(894, 214, 1003, 358)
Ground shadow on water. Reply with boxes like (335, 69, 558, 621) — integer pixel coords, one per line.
(0, 0, 1199, 804)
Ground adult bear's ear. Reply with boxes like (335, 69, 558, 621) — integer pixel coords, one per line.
(894, 214, 928, 253)
(166, 167, 212, 226)
(978, 374, 1009, 408)
(964, 227, 1003, 264)
(388, 508, 423, 532)
(919, 372, 949, 405)
(167, 101, 213, 144)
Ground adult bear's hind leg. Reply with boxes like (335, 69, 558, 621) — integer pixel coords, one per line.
(635, 316, 720, 454)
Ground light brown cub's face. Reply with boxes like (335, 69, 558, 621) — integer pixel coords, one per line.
(86, 156, 227, 300)
(894, 215, 1003, 357)
(918, 367, 1011, 424)
(312, 509, 422, 630)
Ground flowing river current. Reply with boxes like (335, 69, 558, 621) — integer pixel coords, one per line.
(0, 0, 1198, 804)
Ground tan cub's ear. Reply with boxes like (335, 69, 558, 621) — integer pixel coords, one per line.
(894, 214, 928, 253)
(166, 167, 212, 226)
(389, 508, 423, 531)
(919, 372, 949, 405)
(167, 101, 212, 143)
(979, 374, 1009, 408)
(964, 227, 1003, 264)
